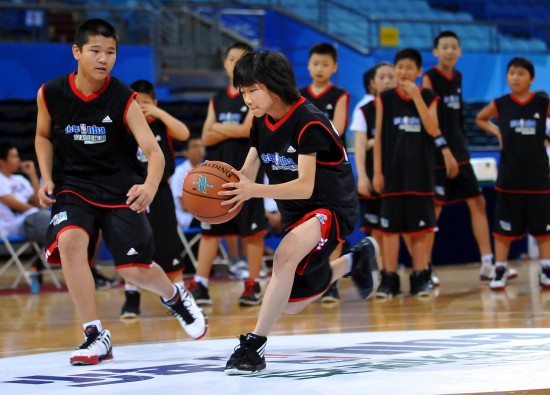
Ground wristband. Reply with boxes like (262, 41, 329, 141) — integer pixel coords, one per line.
(433, 135, 448, 150)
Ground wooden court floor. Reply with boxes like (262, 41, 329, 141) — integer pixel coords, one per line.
(1, 259, 550, 395)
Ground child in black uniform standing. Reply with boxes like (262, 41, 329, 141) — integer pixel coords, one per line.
(299, 42, 350, 303)
(422, 31, 497, 286)
(120, 79, 191, 319)
(34, 19, 206, 366)
(373, 48, 458, 297)
(221, 50, 379, 375)
(476, 57, 550, 290)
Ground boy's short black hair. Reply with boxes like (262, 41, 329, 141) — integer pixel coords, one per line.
(394, 48, 422, 69)
(183, 134, 202, 150)
(433, 31, 460, 48)
(233, 50, 301, 104)
(0, 141, 15, 161)
(308, 42, 338, 62)
(131, 79, 156, 100)
(507, 56, 535, 78)
(225, 42, 253, 58)
(74, 18, 118, 50)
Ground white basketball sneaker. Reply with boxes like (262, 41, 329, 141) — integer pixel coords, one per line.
(162, 284, 208, 339)
(70, 325, 113, 365)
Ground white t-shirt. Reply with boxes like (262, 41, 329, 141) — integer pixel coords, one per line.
(0, 173, 39, 235)
(349, 94, 375, 133)
(170, 160, 195, 229)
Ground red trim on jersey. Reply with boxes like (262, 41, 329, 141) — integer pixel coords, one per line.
(534, 234, 550, 241)
(493, 232, 525, 241)
(509, 92, 535, 106)
(68, 71, 111, 102)
(265, 96, 305, 132)
(307, 83, 334, 99)
(297, 120, 346, 166)
(123, 92, 138, 130)
(495, 186, 550, 194)
(435, 194, 481, 207)
(55, 190, 132, 208)
(226, 86, 240, 99)
(381, 191, 435, 198)
(434, 66, 455, 81)
(395, 87, 437, 107)
(45, 225, 90, 264)
(379, 227, 436, 236)
(116, 263, 152, 270)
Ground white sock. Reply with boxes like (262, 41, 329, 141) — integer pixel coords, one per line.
(195, 275, 209, 287)
(175, 280, 185, 289)
(124, 284, 139, 292)
(541, 260, 550, 269)
(162, 284, 178, 302)
(344, 253, 353, 273)
(83, 320, 102, 332)
(495, 261, 507, 268)
(481, 254, 494, 265)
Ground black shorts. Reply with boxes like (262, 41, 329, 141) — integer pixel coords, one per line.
(147, 182, 184, 274)
(359, 196, 381, 232)
(435, 162, 482, 206)
(200, 197, 267, 238)
(287, 209, 342, 301)
(494, 191, 550, 239)
(380, 195, 436, 234)
(45, 192, 154, 268)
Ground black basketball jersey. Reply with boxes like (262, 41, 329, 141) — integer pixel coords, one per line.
(299, 84, 350, 131)
(250, 97, 357, 235)
(360, 100, 376, 179)
(43, 72, 144, 206)
(494, 92, 550, 192)
(379, 87, 438, 195)
(136, 118, 175, 183)
(206, 87, 250, 169)
(424, 67, 469, 166)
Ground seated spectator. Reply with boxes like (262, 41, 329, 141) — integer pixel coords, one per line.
(170, 135, 204, 229)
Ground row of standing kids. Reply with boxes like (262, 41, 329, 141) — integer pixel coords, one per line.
(353, 31, 549, 297)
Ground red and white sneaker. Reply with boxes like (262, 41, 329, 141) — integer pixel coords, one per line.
(70, 325, 113, 365)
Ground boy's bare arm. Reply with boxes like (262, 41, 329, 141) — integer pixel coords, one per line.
(373, 94, 384, 194)
(421, 75, 433, 89)
(354, 131, 370, 197)
(35, 87, 56, 208)
(475, 102, 501, 146)
(141, 103, 190, 141)
(331, 93, 349, 136)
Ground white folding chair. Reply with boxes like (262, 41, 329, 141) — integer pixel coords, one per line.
(0, 230, 61, 289)
(177, 226, 230, 270)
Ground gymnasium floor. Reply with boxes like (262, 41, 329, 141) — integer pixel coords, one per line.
(1, 260, 550, 394)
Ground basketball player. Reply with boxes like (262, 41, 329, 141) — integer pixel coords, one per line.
(34, 18, 206, 366)
(354, 62, 397, 297)
(299, 42, 350, 303)
(120, 79, 191, 319)
(475, 56, 550, 290)
(372, 48, 458, 297)
(422, 31, 499, 285)
(189, 41, 267, 307)
(221, 50, 379, 375)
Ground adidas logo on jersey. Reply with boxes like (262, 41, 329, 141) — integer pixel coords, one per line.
(326, 104, 333, 110)
(241, 106, 248, 112)
(172, 258, 180, 266)
(287, 146, 296, 153)
(419, 220, 426, 227)
(546, 224, 550, 231)
(534, 113, 541, 119)
(127, 248, 139, 256)
(102, 115, 113, 123)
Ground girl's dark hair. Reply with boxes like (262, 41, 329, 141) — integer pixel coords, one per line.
(131, 79, 156, 100)
(74, 18, 118, 50)
(507, 56, 535, 78)
(233, 50, 301, 104)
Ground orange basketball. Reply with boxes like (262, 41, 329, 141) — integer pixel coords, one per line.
(182, 161, 242, 224)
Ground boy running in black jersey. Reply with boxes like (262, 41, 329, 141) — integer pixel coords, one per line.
(373, 48, 458, 297)
(476, 57, 550, 290)
(34, 19, 206, 366)
(222, 50, 378, 375)
(299, 42, 350, 303)
(120, 79, 191, 319)
(422, 31, 500, 285)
